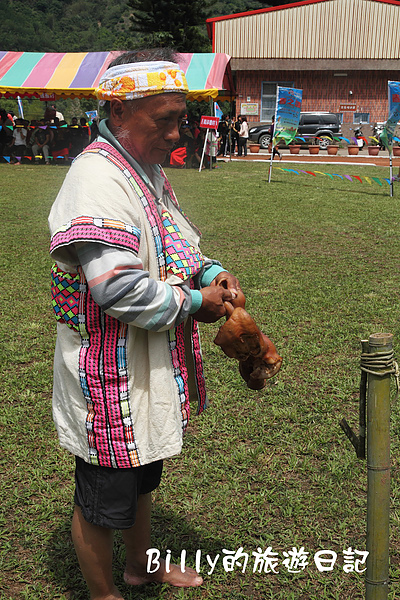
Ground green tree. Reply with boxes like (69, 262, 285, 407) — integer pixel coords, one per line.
(129, 0, 212, 51)
(0, 0, 134, 51)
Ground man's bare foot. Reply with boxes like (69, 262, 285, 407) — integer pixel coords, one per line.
(91, 587, 124, 600)
(124, 559, 203, 588)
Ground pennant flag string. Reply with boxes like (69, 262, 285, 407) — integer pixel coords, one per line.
(273, 167, 387, 186)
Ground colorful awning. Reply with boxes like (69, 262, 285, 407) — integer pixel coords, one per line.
(0, 51, 235, 101)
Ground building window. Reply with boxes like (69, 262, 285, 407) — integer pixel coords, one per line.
(336, 113, 344, 124)
(353, 112, 369, 124)
(261, 81, 293, 121)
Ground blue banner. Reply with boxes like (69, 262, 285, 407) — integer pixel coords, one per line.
(381, 81, 400, 151)
(273, 87, 303, 146)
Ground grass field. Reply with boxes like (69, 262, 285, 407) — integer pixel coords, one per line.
(0, 160, 399, 600)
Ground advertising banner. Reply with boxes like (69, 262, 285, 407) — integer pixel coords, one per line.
(380, 81, 400, 151)
(273, 86, 303, 146)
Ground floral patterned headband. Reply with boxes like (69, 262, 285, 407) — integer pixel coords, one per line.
(95, 61, 189, 103)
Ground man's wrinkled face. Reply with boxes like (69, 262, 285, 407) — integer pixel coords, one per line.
(111, 93, 187, 165)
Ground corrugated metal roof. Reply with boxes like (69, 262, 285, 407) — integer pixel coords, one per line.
(208, 0, 400, 59)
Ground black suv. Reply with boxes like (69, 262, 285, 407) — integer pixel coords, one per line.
(248, 112, 341, 150)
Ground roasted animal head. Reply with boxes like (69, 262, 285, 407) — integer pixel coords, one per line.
(214, 305, 282, 389)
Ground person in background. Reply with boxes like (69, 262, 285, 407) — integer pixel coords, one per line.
(44, 103, 64, 122)
(217, 114, 230, 156)
(79, 117, 90, 148)
(89, 116, 99, 143)
(69, 117, 84, 158)
(44, 104, 56, 123)
(26, 119, 35, 148)
(10, 118, 27, 164)
(205, 127, 218, 167)
(48, 48, 241, 600)
(31, 119, 52, 164)
(237, 115, 249, 157)
(51, 120, 70, 163)
(268, 115, 282, 160)
(231, 114, 241, 155)
(0, 109, 14, 157)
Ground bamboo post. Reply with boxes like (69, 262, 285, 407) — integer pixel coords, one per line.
(365, 333, 391, 600)
(358, 339, 369, 460)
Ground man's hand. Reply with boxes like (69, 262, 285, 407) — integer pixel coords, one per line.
(211, 272, 240, 297)
(192, 286, 233, 323)
(211, 271, 245, 309)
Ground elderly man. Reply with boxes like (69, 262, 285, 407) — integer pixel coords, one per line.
(48, 49, 241, 600)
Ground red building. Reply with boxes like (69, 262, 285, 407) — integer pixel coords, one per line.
(206, 0, 400, 136)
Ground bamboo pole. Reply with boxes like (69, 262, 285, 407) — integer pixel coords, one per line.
(358, 339, 368, 460)
(365, 333, 391, 600)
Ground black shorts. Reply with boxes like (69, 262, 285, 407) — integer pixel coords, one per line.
(74, 457, 163, 529)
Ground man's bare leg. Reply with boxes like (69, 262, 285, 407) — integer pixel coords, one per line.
(123, 493, 203, 588)
(71, 505, 124, 600)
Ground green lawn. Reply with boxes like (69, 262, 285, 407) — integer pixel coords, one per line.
(0, 161, 399, 599)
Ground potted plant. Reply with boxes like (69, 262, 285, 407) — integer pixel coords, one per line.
(308, 137, 320, 154)
(326, 137, 339, 155)
(248, 142, 261, 153)
(367, 137, 380, 156)
(393, 141, 400, 156)
(289, 138, 301, 154)
(347, 143, 359, 155)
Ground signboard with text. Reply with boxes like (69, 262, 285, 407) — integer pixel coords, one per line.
(39, 92, 56, 101)
(200, 115, 220, 129)
(241, 103, 259, 116)
(339, 104, 356, 112)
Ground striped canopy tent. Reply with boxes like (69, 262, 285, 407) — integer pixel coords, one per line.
(0, 51, 235, 102)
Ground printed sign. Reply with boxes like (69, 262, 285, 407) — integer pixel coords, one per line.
(39, 92, 56, 101)
(273, 86, 303, 146)
(241, 103, 259, 116)
(200, 115, 220, 129)
(339, 104, 356, 111)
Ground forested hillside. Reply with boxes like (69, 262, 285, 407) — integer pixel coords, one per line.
(0, 0, 300, 52)
(0, 0, 132, 52)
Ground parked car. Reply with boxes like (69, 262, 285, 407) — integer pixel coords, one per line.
(248, 112, 342, 150)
